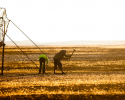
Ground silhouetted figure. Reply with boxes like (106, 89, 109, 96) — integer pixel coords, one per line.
(53, 50, 71, 74)
(39, 54, 49, 74)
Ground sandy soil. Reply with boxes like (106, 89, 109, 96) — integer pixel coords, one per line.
(0, 45, 125, 100)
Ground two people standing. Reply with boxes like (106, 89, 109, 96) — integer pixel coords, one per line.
(39, 50, 72, 74)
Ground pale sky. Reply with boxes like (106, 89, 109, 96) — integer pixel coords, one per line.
(1, 0, 125, 42)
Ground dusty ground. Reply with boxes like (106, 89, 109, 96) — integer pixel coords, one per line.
(0, 45, 125, 100)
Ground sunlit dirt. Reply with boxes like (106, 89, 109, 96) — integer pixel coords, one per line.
(0, 45, 125, 100)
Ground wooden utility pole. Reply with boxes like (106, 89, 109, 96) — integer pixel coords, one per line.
(1, 20, 5, 75)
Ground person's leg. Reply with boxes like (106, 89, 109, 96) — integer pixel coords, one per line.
(43, 59, 45, 74)
(54, 59, 64, 74)
(54, 59, 58, 74)
(39, 57, 45, 74)
(54, 65, 56, 74)
(39, 58, 42, 74)
(58, 61, 65, 73)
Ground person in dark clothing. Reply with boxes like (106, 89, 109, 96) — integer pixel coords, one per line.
(53, 50, 72, 74)
(39, 54, 49, 74)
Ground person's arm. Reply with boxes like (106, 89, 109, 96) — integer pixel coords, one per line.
(63, 57, 70, 60)
(62, 51, 72, 60)
(62, 50, 72, 58)
(46, 57, 49, 65)
(65, 54, 72, 57)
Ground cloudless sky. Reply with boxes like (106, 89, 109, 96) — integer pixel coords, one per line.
(1, 0, 125, 42)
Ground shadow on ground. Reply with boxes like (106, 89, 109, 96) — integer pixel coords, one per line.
(0, 94, 125, 100)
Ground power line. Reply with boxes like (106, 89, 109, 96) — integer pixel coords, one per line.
(10, 20, 53, 63)
(6, 33, 38, 68)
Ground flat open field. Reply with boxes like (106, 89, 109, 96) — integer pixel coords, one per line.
(0, 45, 125, 100)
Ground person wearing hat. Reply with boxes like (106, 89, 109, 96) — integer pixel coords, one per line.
(53, 50, 71, 74)
(39, 54, 49, 74)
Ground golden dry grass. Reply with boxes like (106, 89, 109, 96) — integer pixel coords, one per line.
(0, 45, 125, 100)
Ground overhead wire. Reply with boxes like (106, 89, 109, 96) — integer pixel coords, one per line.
(7, 20, 76, 73)
(10, 20, 53, 63)
(8, 20, 76, 73)
(6, 33, 38, 68)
